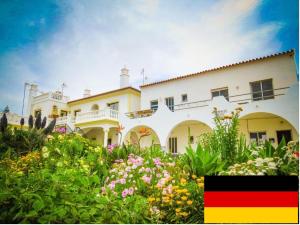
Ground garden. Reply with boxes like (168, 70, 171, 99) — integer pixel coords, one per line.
(0, 108, 298, 223)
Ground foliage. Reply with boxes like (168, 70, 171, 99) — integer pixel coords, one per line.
(0, 134, 204, 223)
(181, 144, 225, 176)
(0, 114, 55, 156)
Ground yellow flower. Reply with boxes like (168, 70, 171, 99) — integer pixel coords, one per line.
(181, 196, 188, 201)
(175, 208, 181, 213)
(176, 201, 182, 205)
(181, 189, 188, 193)
(148, 197, 155, 203)
(181, 212, 189, 217)
(198, 183, 204, 188)
(180, 178, 187, 184)
(192, 175, 197, 179)
(187, 200, 193, 205)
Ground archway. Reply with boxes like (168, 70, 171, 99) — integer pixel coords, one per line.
(240, 112, 298, 145)
(166, 120, 212, 154)
(82, 127, 103, 145)
(124, 125, 161, 149)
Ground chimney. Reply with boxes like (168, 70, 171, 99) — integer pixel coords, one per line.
(120, 66, 130, 88)
(26, 84, 38, 116)
(83, 89, 91, 98)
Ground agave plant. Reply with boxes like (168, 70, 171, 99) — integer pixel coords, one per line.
(41, 116, 47, 128)
(43, 118, 56, 135)
(181, 144, 225, 176)
(28, 115, 33, 129)
(0, 113, 8, 132)
(20, 118, 25, 126)
(34, 113, 42, 129)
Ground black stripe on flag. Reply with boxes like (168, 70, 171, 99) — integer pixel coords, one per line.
(205, 176, 299, 191)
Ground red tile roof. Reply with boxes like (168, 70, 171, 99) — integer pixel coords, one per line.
(140, 49, 295, 88)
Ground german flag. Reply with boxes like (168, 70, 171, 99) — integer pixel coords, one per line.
(204, 176, 299, 223)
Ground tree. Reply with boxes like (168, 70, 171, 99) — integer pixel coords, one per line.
(3, 106, 9, 113)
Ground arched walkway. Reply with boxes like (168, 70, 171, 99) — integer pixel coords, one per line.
(166, 120, 212, 154)
(81, 126, 119, 146)
(124, 125, 161, 149)
(240, 112, 299, 145)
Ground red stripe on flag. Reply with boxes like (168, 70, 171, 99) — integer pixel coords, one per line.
(204, 191, 298, 207)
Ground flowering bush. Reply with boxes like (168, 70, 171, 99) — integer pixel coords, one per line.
(101, 152, 204, 223)
(0, 133, 204, 223)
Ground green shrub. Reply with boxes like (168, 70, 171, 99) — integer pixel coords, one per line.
(180, 144, 225, 176)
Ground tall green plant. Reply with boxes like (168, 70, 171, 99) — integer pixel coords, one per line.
(181, 144, 225, 176)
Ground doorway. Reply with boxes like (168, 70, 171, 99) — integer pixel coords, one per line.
(276, 130, 292, 144)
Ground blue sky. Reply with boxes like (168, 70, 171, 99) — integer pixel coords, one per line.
(0, 0, 298, 114)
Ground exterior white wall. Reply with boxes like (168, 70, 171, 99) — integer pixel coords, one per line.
(240, 116, 298, 144)
(69, 94, 130, 115)
(140, 54, 297, 110)
(26, 52, 298, 153)
(169, 121, 212, 153)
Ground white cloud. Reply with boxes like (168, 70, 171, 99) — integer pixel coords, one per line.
(0, 0, 282, 113)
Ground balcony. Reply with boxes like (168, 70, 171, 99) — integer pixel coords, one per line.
(75, 108, 119, 124)
(125, 87, 290, 119)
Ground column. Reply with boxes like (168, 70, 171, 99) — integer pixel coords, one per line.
(103, 128, 109, 147)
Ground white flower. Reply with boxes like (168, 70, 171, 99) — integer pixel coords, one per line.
(268, 162, 276, 169)
(42, 152, 49, 158)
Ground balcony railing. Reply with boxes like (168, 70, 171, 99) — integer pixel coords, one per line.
(125, 109, 155, 119)
(75, 108, 119, 123)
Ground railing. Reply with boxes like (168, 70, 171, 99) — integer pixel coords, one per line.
(75, 108, 119, 123)
(49, 92, 69, 102)
(229, 87, 289, 104)
(125, 109, 155, 119)
(174, 99, 210, 111)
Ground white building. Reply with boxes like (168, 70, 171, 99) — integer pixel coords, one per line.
(9, 49, 298, 153)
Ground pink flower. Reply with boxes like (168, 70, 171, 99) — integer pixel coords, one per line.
(101, 187, 106, 194)
(145, 168, 152, 173)
(107, 144, 117, 153)
(153, 158, 162, 166)
(122, 189, 129, 198)
(108, 181, 116, 190)
(128, 187, 134, 195)
(142, 175, 152, 184)
(119, 178, 126, 184)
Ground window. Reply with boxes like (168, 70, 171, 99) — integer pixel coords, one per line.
(211, 88, 229, 101)
(182, 94, 188, 102)
(165, 97, 174, 111)
(60, 110, 68, 117)
(74, 109, 81, 116)
(169, 137, 177, 154)
(250, 79, 274, 101)
(150, 100, 158, 111)
(34, 109, 41, 117)
(189, 136, 194, 144)
(250, 132, 267, 144)
(107, 102, 119, 111)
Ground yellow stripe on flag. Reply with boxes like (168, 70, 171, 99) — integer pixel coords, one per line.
(204, 207, 298, 223)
